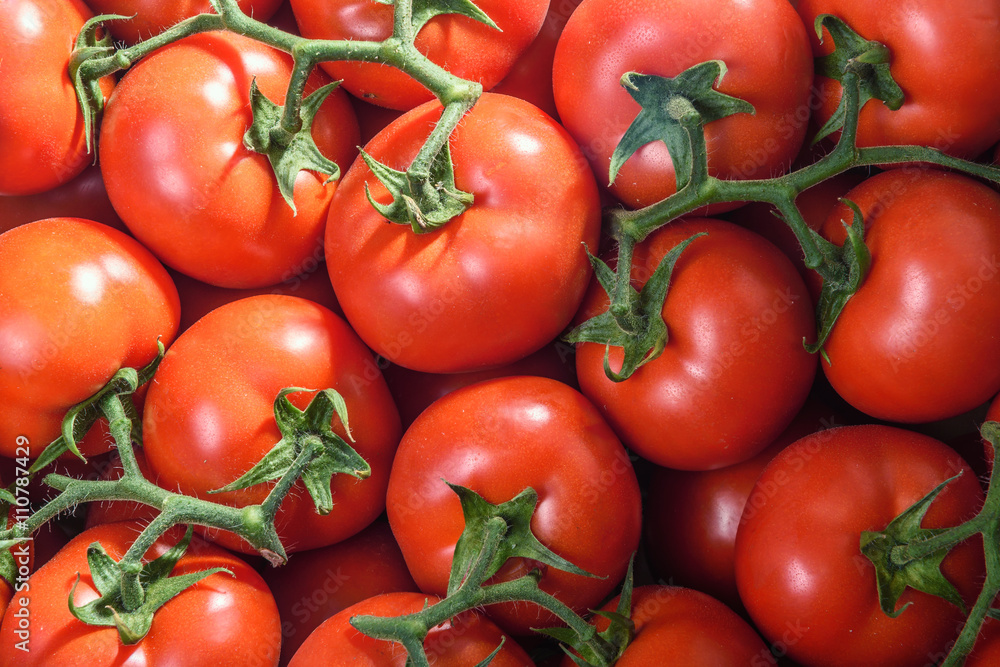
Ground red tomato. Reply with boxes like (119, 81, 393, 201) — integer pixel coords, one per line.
(386, 376, 641, 635)
(0, 218, 179, 460)
(0, 521, 281, 666)
(969, 614, 1000, 667)
(99, 31, 360, 288)
(644, 399, 846, 610)
(84, 0, 283, 44)
(561, 586, 771, 667)
(288, 0, 549, 110)
(383, 341, 577, 429)
(552, 0, 814, 209)
(325, 93, 600, 373)
(575, 218, 817, 471)
(819, 169, 1000, 422)
(0, 0, 115, 195)
(798, 0, 1000, 159)
(735, 425, 985, 667)
(288, 591, 534, 666)
(0, 166, 126, 235)
(262, 520, 417, 666)
(142, 295, 401, 553)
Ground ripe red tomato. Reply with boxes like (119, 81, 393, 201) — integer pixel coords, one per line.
(0, 218, 180, 460)
(325, 93, 601, 373)
(552, 0, 814, 209)
(798, 0, 1000, 159)
(575, 218, 817, 471)
(386, 376, 641, 635)
(819, 169, 1000, 422)
(142, 295, 401, 554)
(288, 0, 549, 110)
(287, 591, 534, 666)
(262, 520, 417, 666)
(0, 166, 126, 235)
(99, 30, 360, 288)
(0, 0, 115, 196)
(83, 0, 283, 44)
(561, 586, 771, 666)
(735, 425, 985, 667)
(0, 521, 281, 666)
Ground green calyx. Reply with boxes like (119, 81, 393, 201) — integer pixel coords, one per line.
(398, 0, 499, 34)
(610, 61, 755, 191)
(211, 388, 370, 515)
(361, 142, 475, 234)
(242, 80, 343, 214)
(69, 13, 130, 154)
(69, 526, 231, 645)
(812, 14, 904, 145)
(564, 233, 706, 382)
(803, 199, 871, 359)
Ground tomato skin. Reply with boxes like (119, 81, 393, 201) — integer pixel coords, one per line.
(575, 218, 817, 471)
(99, 31, 360, 288)
(819, 169, 1000, 422)
(142, 295, 401, 554)
(561, 586, 771, 667)
(325, 93, 601, 374)
(0, 218, 180, 460)
(84, 0, 283, 44)
(289, 0, 548, 111)
(288, 591, 534, 666)
(735, 425, 985, 667)
(0, 521, 281, 667)
(0, 0, 115, 196)
(552, 0, 814, 209)
(798, 0, 1000, 159)
(386, 376, 641, 635)
(262, 520, 417, 666)
(0, 166, 126, 235)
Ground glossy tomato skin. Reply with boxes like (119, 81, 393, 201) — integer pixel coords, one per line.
(735, 425, 985, 667)
(0, 0, 115, 195)
(561, 586, 771, 667)
(289, 0, 548, 110)
(575, 219, 817, 471)
(0, 521, 281, 667)
(100, 31, 360, 288)
(288, 591, 534, 666)
(552, 0, 813, 209)
(84, 0, 282, 44)
(819, 169, 1000, 422)
(0, 165, 126, 235)
(798, 0, 1000, 159)
(142, 295, 402, 554)
(0, 218, 180, 460)
(262, 520, 417, 666)
(325, 93, 601, 374)
(386, 376, 641, 635)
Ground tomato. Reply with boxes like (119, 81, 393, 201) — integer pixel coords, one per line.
(552, 0, 814, 209)
(142, 295, 401, 554)
(325, 93, 600, 373)
(0, 218, 179, 460)
(0, 166, 126, 235)
(0, 521, 281, 666)
(99, 30, 360, 288)
(261, 520, 417, 665)
(288, 0, 549, 111)
(288, 591, 534, 666)
(818, 169, 1000, 422)
(0, 0, 115, 196)
(383, 341, 577, 429)
(386, 376, 641, 635)
(575, 218, 817, 471)
(562, 586, 771, 667)
(969, 614, 1000, 667)
(84, 0, 283, 44)
(798, 0, 1000, 159)
(735, 424, 985, 667)
(644, 399, 846, 610)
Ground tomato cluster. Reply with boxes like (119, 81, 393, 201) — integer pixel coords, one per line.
(2, 0, 1000, 665)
